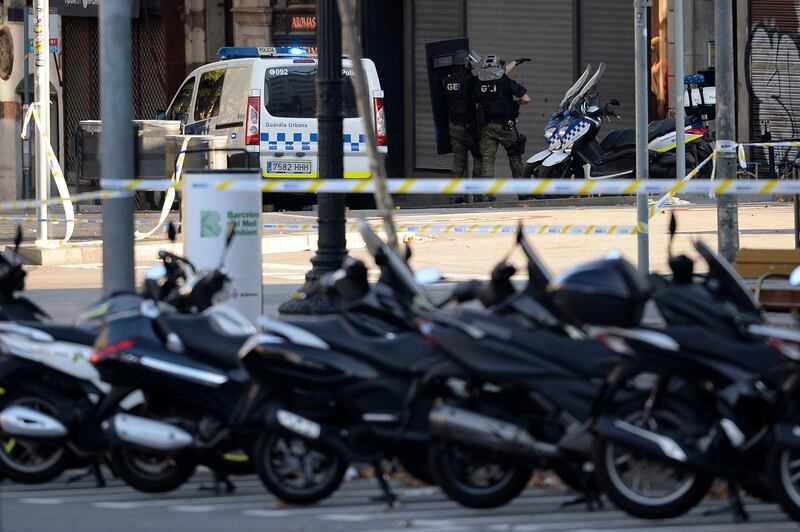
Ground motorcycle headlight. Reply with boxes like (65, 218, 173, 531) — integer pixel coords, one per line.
(544, 127, 557, 140)
(558, 123, 571, 138)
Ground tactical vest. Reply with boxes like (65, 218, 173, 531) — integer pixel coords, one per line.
(477, 76, 516, 122)
(442, 69, 475, 125)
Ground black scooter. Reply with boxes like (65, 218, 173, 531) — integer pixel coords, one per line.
(91, 222, 260, 493)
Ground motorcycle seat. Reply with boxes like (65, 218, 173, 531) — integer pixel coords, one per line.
(665, 327, 785, 384)
(159, 314, 247, 370)
(599, 118, 677, 151)
(13, 321, 97, 345)
(282, 316, 441, 374)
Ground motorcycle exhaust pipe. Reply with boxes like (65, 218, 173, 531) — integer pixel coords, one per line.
(596, 415, 688, 463)
(429, 405, 558, 458)
(0, 406, 68, 440)
(102, 413, 193, 452)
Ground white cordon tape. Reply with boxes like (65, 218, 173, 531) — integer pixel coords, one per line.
(102, 177, 800, 196)
(21, 104, 75, 248)
(134, 136, 192, 240)
(0, 216, 160, 226)
(263, 222, 642, 236)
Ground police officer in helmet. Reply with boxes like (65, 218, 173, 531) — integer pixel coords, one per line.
(474, 54, 531, 179)
(442, 50, 482, 181)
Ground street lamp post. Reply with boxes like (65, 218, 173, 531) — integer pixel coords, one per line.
(279, 0, 347, 315)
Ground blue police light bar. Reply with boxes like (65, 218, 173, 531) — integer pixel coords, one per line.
(218, 46, 311, 59)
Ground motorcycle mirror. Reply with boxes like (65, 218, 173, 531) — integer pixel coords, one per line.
(668, 212, 677, 257)
(610, 99, 620, 106)
(13, 225, 23, 254)
(226, 221, 236, 247)
(145, 264, 168, 281)
(414, 266, 442, 286)
(791, 266, 800, 287)
(167, 222, 177, 243)
(217, 221, 236, 268)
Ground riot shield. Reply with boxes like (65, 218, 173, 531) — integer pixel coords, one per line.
(425, 38, 471, 155)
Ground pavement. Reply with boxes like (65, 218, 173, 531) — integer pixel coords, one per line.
(11, 201, 798, 320)
(0, 470, 795, 532)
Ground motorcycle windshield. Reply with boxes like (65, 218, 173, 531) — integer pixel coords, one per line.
(570, 62, 606, 111)
(558, 64, 593, 109)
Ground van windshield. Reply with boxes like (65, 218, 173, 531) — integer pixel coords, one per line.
(265, 65, 358, 118)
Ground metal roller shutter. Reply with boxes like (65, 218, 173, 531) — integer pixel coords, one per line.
(412, 0, 464, 170)
(466, 0, 574, 178)
(580, 0, 635, 131)
(748, 1, 800, 150)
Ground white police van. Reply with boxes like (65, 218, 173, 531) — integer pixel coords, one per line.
(165, 46, 387, 179)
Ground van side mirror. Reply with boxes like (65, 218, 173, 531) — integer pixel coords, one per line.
(167, 222, 177, 243)
(155, 109, 167, 120)
(177, 112, 190, 125)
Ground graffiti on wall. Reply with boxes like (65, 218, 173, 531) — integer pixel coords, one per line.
(746, 3, 800, 166)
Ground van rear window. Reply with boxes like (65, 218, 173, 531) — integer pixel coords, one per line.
(265, 65, 358, 118)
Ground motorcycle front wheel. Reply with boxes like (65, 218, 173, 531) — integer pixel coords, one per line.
(254, 431, 347, 505)
(428, 438, 533, 508)
(592, 400, 713, 519)
(768, 445, 800, 521)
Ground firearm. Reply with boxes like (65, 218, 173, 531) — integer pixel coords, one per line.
(505, 58, 531, 74)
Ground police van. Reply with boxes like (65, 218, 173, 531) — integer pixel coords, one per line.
(164, 47, 387, 179)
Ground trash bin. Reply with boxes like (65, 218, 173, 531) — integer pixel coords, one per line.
(77, 120, 182, 210)
(182, 169, 263, 324)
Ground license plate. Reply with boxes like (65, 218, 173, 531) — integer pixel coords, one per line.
(267, 161, 312, 175)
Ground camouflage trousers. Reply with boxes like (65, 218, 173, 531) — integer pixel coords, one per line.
(479, 123, 523, 179)
(450, 123, 481, 178)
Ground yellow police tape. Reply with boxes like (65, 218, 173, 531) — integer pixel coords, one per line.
(21, 104, 75, 248)
(264, 222, 642, 236)
(101, 176, 800, 196)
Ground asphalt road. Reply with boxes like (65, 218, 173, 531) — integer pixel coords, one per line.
(0, 470, 795, 532)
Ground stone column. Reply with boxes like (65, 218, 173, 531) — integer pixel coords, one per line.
(231, 0, 273, 46)
(185, 0, 207, 72)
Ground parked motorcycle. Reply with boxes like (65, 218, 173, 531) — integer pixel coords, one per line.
(90, 222, 259, 493)
(523, 63, 713, 181)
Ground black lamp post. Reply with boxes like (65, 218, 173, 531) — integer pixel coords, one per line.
(279, 0, 347, 315)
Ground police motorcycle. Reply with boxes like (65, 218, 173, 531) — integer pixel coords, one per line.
(0, 227, 188, 486)
(525, 63, 713, 180)
(522, 64, 595, 179)
(582, 216, 798, 520)
(90, 222, 260, 493)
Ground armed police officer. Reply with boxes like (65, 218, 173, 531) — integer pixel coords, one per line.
(474, 54, 531, 179)
(442, 50, 482, 180)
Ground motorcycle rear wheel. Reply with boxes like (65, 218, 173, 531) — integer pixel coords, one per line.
(593, 400, 713, 519)
(109, 446, 196, 493)
(0, 392, 71, 484)
(254, 431, 347, 505)
(428, 438, 533, 508)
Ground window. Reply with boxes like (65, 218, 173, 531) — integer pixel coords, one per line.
(194, 69, 227, 121)
(167, 77, 195, 121)
(265, 65, 358, 118)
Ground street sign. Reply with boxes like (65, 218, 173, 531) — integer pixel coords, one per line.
(27, 8, 58, 54)
(50, 0, 140, 18)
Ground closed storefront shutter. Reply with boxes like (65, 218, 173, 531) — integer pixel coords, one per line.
(412, 0, 464, 171)
(580, 0, 635, 131)
(465, 0, 574, 178)
(748, 1, 800, 153)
